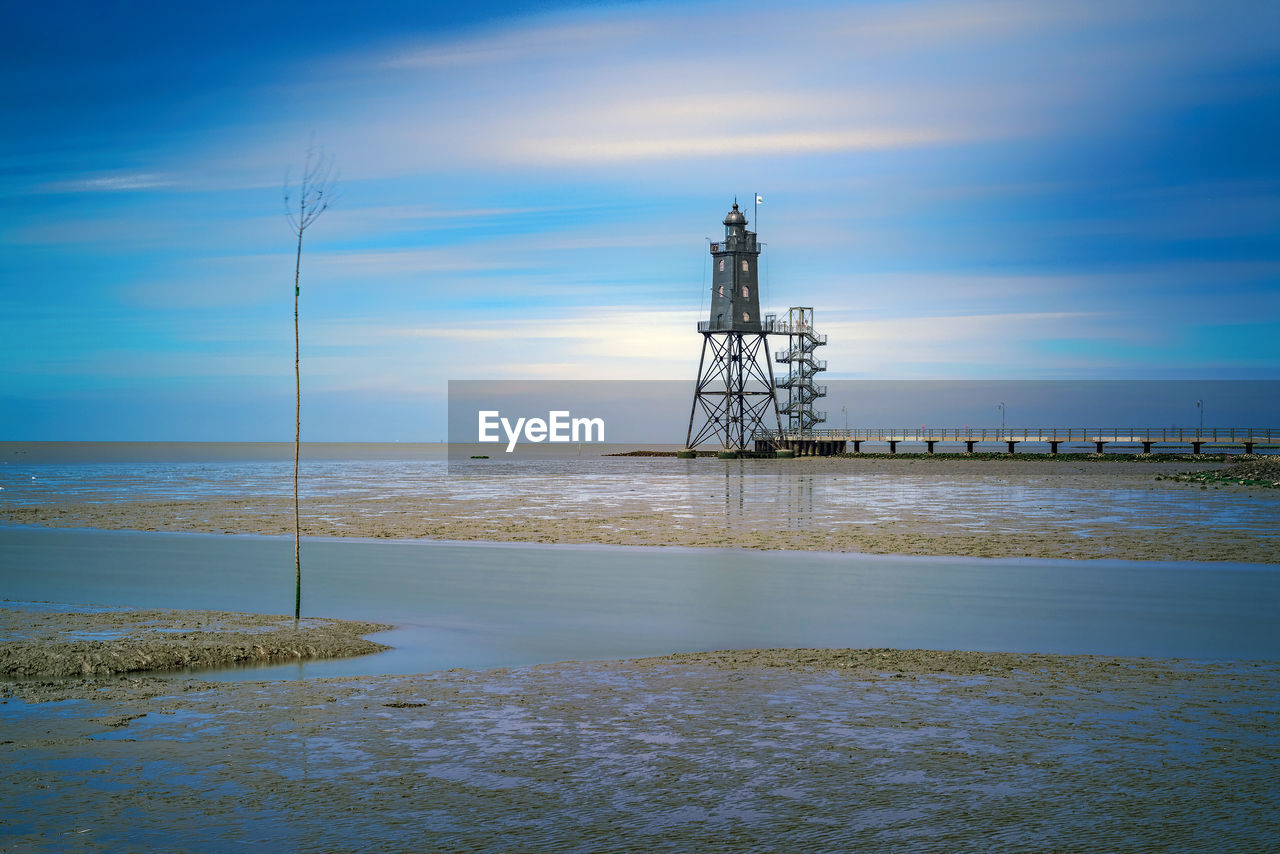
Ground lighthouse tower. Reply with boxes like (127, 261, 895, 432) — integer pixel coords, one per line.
(683, 202, 783, 452)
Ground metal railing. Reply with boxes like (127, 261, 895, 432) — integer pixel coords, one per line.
(774, 374, 828, 392)
(709, 238, 758, 254)
(698, 318, 778, 333)
(772, 323, 828, 344)
(694, 318, 831, 341)
(773, 349, 827, 369)
(755, 426, 1280, 442)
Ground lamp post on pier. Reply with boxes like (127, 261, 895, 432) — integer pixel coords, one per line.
(842, 405, 848, 434)
(1196, 399, 1204, 435)
(998, 402, 1006, 438)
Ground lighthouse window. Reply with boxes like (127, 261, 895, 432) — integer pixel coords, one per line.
(742, 312, 750, 322)
(741, 285, 749, 298)
(717, 285, 724, 297)
(741, 260, 749, 272)
(718, 259, 725, 272)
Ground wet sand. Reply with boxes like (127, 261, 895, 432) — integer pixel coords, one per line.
(0, 605, 390, 678)
(3, 648, 1277, 851)
(5, 457, 1279, 562)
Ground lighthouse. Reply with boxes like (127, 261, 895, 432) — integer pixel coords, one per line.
(683, 202, 784, 454)
(707, 201, 762, 332)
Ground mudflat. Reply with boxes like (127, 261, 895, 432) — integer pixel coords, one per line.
(3, 648, 1277, 851)
(5, 457, 1278, 562)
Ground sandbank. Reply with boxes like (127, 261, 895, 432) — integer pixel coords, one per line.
(0, 604, 390, 679)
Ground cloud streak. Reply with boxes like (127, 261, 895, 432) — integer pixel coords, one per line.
(40, 172, 174, 194)
(516, 128, 964, 163)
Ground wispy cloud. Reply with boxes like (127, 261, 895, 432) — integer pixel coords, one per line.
(821, 311, 1111, 377)
(40, 172, 174, 194)
(322, 248, 521, 274)
(269, 0, 1174, 178)
(516, 128, 963, 163)
(379, 18, 644, 69)
(306, 307, 701, 383)
(339, 204, 559, 223)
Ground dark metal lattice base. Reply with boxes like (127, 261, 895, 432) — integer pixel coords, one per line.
(685, 332, 783, 450)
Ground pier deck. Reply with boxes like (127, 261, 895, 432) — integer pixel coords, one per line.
(755, 427, 1279, 456)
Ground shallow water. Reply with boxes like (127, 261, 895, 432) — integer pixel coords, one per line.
(1, 527, 1276, 682)
(2, 444, 1277, 679)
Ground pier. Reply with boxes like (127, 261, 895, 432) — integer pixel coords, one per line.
(755, 427, 1280, 456)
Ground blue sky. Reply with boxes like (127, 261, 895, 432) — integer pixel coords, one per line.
(2, 0, 1277, 440)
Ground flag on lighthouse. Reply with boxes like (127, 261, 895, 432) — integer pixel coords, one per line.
(756, 195, 763, 204)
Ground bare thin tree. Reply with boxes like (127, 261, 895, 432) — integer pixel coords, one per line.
(284, 142, 335, 620)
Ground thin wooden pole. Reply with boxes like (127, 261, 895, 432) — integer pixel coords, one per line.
(293, 214, 303, 620)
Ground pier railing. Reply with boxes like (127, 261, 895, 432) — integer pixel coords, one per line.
(757, 427, 1280, 442)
